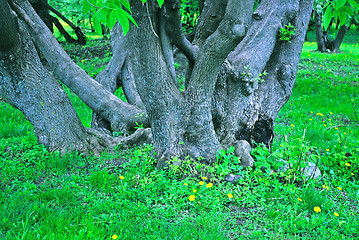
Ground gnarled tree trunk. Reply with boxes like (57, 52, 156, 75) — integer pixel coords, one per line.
(0, 0, 151, 156)
(119, 0, 313, 166)
(2, 0, 314, 167)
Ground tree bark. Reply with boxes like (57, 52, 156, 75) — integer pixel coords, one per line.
(315, 11, 327, 52)
(213, 0, 312, 151)
(314, 9, 348, 52)
(3, 0, 314, 167)
(11, 0, 149, 134)
(0, 2, 101, 155)
(0, 0, 152, 156)
(332, 24, 348, 52)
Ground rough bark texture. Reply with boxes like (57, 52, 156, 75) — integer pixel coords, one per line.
(0, 2, 97, 154)
(97, 0, 313, 165)
(1, 0, 152, 156)
(2, 0, 314, 166)
(213, 0, 311, 151)
(11, 0, 149, 134)
(127, 0, 312, 165)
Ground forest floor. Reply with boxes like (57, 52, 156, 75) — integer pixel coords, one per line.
(0, 30, 359, 239)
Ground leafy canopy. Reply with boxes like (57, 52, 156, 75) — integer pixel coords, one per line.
(83, 0, 164, 35)
(316, 0, 359, 31)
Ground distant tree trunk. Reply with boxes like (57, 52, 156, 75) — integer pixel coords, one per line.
(30, 0, 86, 45)
(315, 11, 326, 52)
(314, 10, 348, 52)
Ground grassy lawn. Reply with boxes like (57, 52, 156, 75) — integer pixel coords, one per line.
(0, 29, 358, 239)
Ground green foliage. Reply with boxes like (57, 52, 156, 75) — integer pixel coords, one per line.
(1, 30, 359, 239)
(315, 0, 359, 31)
(83, 0, 164, 35)
(50, 0, 86, 24)
(279, 22, 296, 43)
(215, 147, 243, 177)
(180, 0, 199, 34)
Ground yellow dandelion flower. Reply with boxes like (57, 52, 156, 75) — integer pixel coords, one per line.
(206, 183, 213, 188)
(322, 185, 329, 190)
(119, 176, 125, 180)
(184, 183, 188, 186)
(188, 195, 196, 201)
(314, 206, 321, 213)
(334, 212, 339, 217)
(337, 187, 342, 190)
(335, 127, 338, 130)
(351, 173, 354, 176)
(291, 124, 294, 127)
(317, 113, 324, 116)
(202, 177, 208, 180)
(326, 149, 329, 152)
(324, 124, 327, 127)
(199, 181, 204, 185)
(345, 163, 350, 167)
(310, 111, 313, 113)
(112, 235, 118, 240)
(297, 197, 302, 201)
(193, 189, 197, 193)
(228, 193, 233, 198)
(330, 112, 333, 114)
(309, 119, 312, 121)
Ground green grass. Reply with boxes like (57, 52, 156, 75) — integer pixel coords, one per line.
(1, 30, 359, 239)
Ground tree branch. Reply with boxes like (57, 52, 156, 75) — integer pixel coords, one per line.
(162, 0, 199, 64)
(192, 0, 228, 49)
(183, 0, 255, 159)
(11, 0, 149, 132)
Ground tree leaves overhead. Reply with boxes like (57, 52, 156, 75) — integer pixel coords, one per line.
(320, 0, 359, 31)
(323, 5, 332, 30)
(83, 0, 163, 35)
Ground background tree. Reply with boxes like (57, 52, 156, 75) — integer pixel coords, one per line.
(314, 0, 359, 52)
(31, 0, 86, 44)
(1, 0, 314, 168)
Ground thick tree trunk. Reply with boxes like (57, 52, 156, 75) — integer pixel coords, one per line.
(1, 0, 152, 156)
(4, 0, 314, 167)
(213, 0, 312, 151)
(0, 2, 100, 155)
(11, 0, 149, 134)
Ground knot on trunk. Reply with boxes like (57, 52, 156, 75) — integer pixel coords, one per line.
(277, 64, 292, 80)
